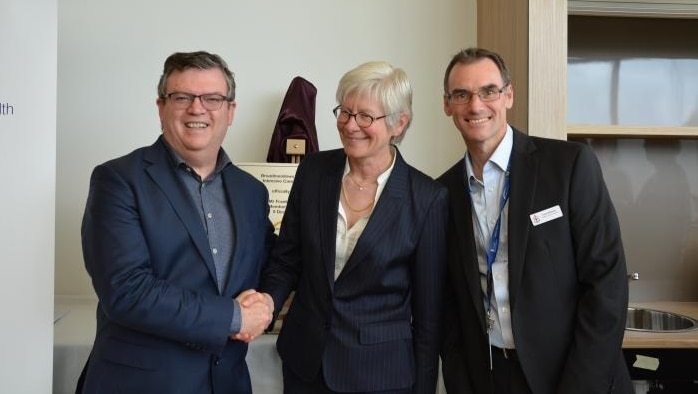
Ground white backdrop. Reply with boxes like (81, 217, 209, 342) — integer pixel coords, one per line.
(55, 0, 476, 295)
(0, 0, 56, 392)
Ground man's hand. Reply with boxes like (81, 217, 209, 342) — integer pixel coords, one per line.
(231, 290, 274, 343)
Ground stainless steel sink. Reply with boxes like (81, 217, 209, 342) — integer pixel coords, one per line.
(626, 307, 698, 332)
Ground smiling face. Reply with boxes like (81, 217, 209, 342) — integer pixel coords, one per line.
(443, 58, 513, 152)
(337, 93, 407, 166)
(156, 68, 235, 165)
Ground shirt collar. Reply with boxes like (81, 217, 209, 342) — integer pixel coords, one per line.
(464, 125, 513, 180)
(489, 125, 513, 173)
(163, 140, 232, 179)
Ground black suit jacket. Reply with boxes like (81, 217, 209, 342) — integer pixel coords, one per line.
(260, 148, 448, 393)
(81, 137, 275, 393)
(438, 130, 633, 394)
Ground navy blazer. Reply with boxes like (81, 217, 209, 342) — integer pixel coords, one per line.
(81, 137, 275, 393)
(439, 130, 633, 394)
(259, 148, 448, 393)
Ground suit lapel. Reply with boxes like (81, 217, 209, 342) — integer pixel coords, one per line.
(143, 139, 218, 287)
(221, 167, 248, 297)
(319, 153, 344, 288)
(339, 151, 408, 279)
(443, 163, 488, 332)
(507, 131, 538, 311)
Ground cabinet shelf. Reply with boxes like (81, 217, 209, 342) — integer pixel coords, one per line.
(567, 125, 698, 139)
(569, 0, 698, 18)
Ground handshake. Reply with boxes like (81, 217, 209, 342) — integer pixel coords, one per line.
(231, 290, 275, 343)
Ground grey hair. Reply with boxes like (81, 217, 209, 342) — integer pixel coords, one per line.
(336, 61, 412, 144)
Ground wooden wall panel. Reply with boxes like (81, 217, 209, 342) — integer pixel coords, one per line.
(477, 0, 567, 140)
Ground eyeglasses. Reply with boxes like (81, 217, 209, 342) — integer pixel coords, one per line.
(445, 84, 509, 105)
(165, 92, 230, 111)
(333, 106, 390, 128)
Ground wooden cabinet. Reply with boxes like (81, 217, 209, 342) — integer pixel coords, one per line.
(567, 3, 698, 138)
(475, 1, 698, 139)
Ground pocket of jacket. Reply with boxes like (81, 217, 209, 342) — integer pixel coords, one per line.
(99, 337, 162, 371)
(359, 321, 412, 345)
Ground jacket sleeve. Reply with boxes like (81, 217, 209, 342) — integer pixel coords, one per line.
(258, 157, 308, 318)
(557, 145, 629, 393)
(411, 185, 449, 394)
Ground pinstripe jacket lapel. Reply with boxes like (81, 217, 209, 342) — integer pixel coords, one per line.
(339, 150, 408, 279)
(318, 152, 345, 288)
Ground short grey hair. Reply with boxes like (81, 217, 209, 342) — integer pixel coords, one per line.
(335, 61, 412, 144)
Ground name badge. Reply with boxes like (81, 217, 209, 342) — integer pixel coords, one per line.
(530, 205, 563, 226)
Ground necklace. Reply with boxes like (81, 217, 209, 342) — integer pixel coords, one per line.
(346, 172, 372, 191)
(341, 184, 374, 212)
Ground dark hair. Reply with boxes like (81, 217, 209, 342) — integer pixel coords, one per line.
(157, 51, 236, 100)
(443, 47, 510, 93)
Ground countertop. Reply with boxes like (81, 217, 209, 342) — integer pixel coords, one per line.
(623, 302, 698, 349)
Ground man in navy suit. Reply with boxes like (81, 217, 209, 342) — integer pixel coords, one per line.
(438, 48, 633, 394)
(80, 51, 275, 393)
(250, 61, 448, 393)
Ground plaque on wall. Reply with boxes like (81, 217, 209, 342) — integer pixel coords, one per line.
(237, 162, 298, 234)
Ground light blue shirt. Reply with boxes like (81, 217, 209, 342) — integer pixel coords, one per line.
(465, 126, 515, 349)
(335, 148, 396, 280)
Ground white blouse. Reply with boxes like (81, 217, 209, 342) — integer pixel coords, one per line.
(334, 154, 395, 280)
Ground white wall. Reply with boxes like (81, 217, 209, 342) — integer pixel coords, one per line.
(0, 0, 56, 392)
(56, 0, 476, 295)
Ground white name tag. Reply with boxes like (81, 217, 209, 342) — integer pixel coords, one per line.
(530, 205, 563, 226)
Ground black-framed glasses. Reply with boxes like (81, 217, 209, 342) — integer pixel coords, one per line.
(165, 92, 231, 111)
(445, 84, 509, 105)
(333, 105, 390, 128)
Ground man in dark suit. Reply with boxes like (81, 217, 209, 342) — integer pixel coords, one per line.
(250, 61, 448, 393)
(438, 48, 633, 394)
(80, 51, 275, 393)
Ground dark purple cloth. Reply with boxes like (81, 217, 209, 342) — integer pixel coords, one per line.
(266, 76, 319, 162)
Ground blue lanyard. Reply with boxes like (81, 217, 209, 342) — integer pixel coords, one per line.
(485, 163, 511, 313)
